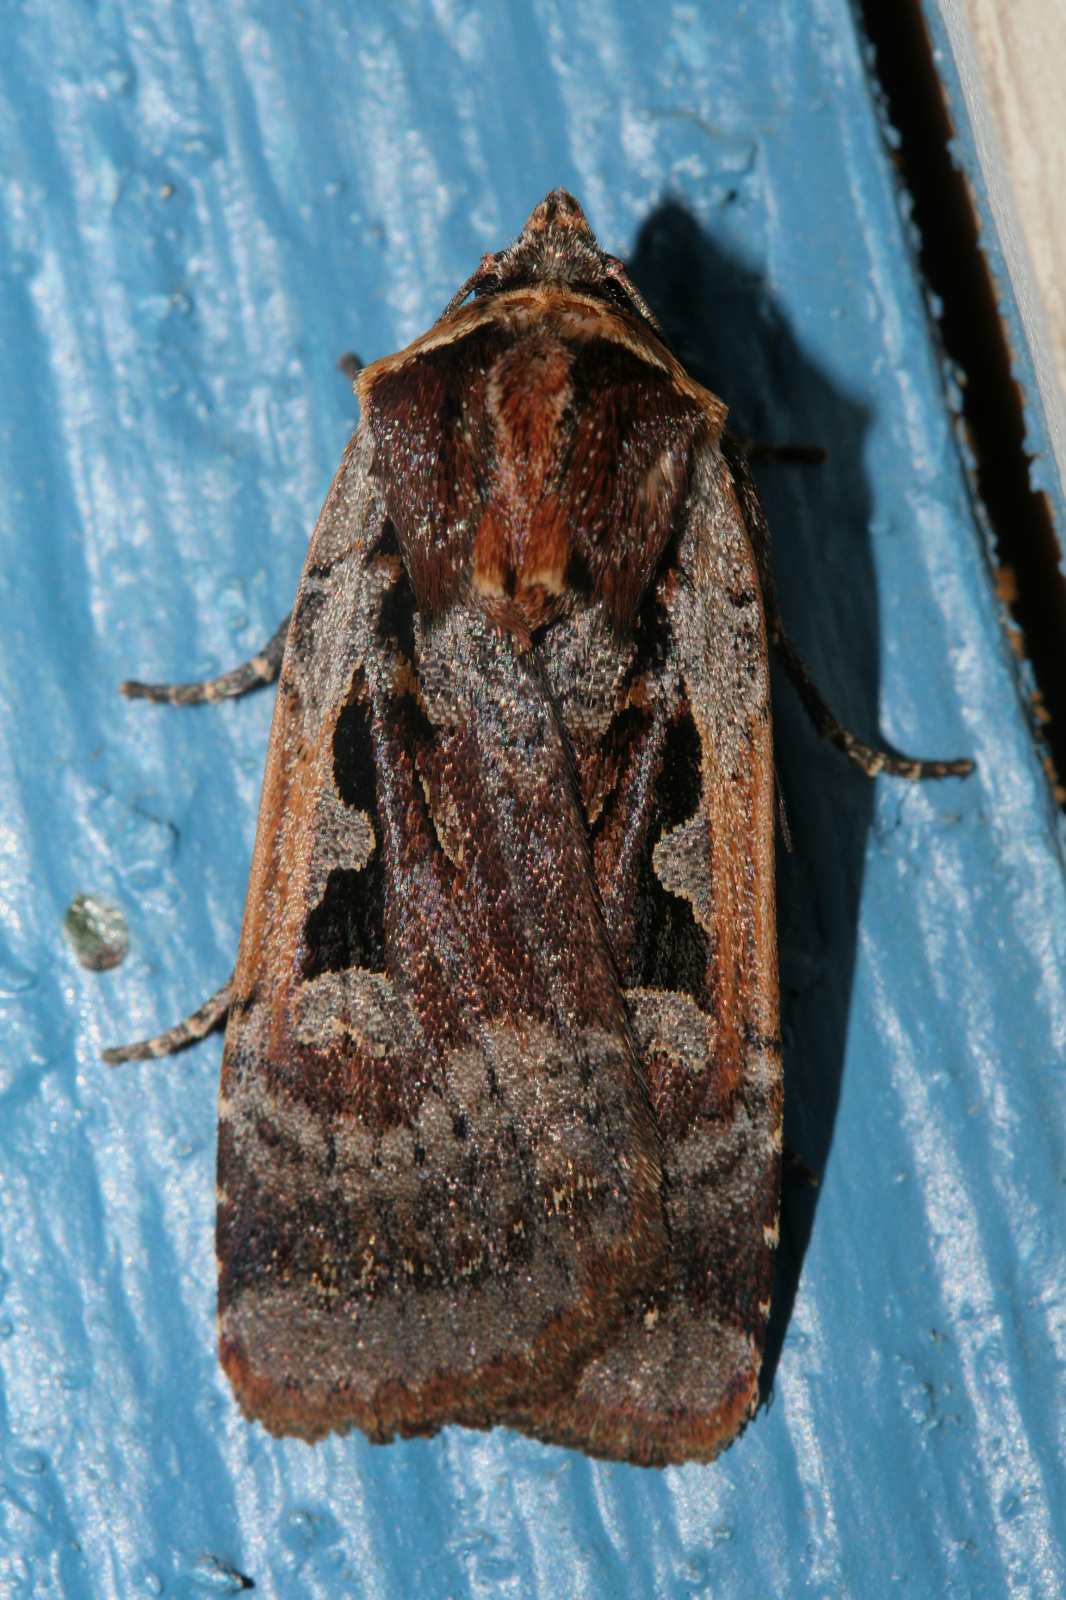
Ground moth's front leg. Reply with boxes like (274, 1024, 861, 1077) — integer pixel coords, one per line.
(119, 613, 291, 706)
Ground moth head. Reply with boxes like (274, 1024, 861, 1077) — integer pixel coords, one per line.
(437, 187, 666, 340)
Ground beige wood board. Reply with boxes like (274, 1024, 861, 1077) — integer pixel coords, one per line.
(936, 0, 1066, 506)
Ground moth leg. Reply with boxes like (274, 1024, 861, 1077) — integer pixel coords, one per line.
(721, 436, 974, 782)
(770, 621, 974, 780)
(119, 614, 291, 706)
(102, 974, 234, 1065)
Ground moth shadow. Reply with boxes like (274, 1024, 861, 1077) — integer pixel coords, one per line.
(630, 203, 878, 1398)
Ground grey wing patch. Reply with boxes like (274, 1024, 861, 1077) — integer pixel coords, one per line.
(651, 812, 714, 930)
(538, 604, 638, 739)
(278, 426, 386, 730)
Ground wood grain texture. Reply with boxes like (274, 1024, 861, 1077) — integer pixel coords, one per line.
(935, 0, 1066, 505)
(956, 0, 1066, 403)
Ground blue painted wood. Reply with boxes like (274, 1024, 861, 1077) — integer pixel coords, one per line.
(0, 2, 1063, 1595)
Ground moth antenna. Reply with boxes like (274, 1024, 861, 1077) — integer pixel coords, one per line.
(771, 621, 974, 781)
(119, 614, 291, 706)
(602, 257, 667, 339)
(436, 255, 496, 322)
(102, 975, 234, 1065)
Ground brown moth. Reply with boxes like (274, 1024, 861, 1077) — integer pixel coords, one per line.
(108, 190, 972, 1467)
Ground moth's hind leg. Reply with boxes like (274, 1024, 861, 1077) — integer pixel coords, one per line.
(119, 614, 291, 706)
(103, 975, 234, 1065)
(772, 623, 974, 781)
(721, 435, 974, 782)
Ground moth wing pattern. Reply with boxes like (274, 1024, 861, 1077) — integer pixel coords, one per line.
(217, 425, 668, 1444)
(521, 442, 781, 1466)
(215, 189, 786, 1462)
(107, 187, 973, 1469)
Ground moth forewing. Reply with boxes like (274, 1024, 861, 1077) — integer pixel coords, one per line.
(518, 443, 781, 1466)
(216, 397, 669, 1445)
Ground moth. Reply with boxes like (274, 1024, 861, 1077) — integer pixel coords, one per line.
(108, 190, 972, 1467)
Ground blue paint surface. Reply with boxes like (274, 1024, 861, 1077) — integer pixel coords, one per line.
(0, 2, 1064, 1596)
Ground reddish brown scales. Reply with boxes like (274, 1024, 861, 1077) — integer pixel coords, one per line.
(360, 283, 721, 635)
